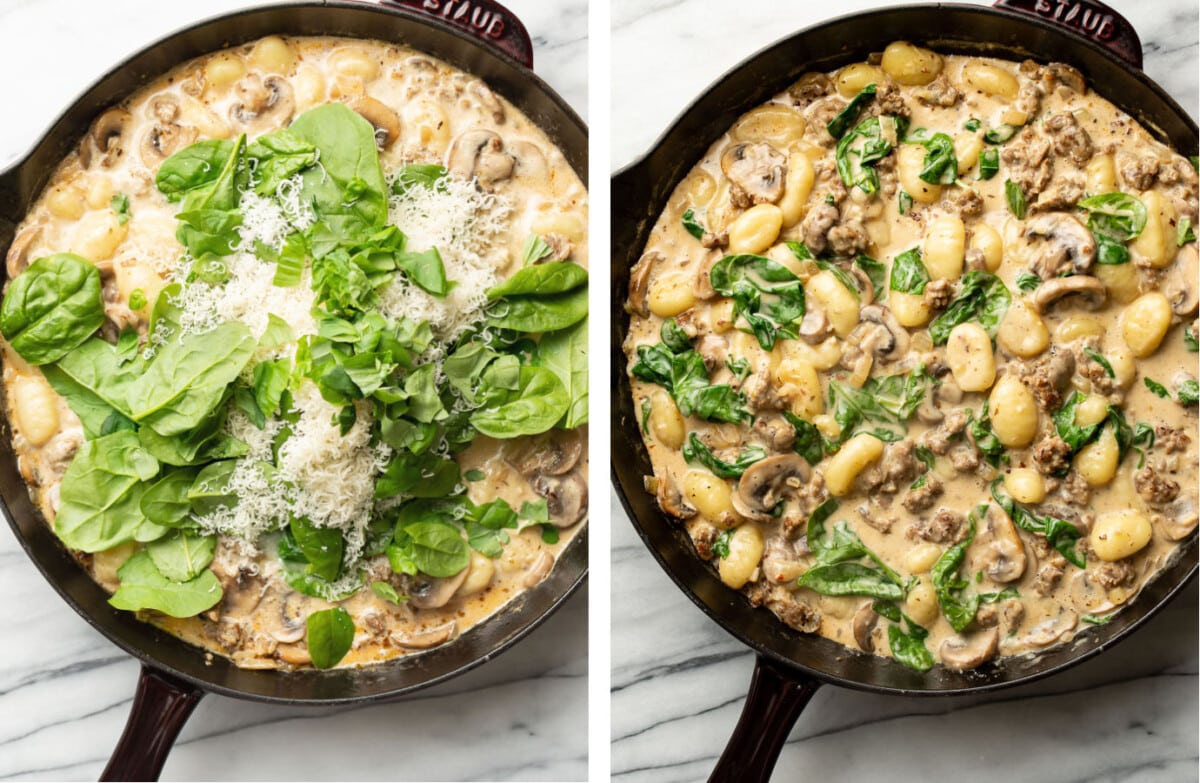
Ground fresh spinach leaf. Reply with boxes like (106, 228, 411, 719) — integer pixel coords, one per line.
(290, 515, 344, 582)
(1085, 349, 1115, 378)
(370, 581, 407, 604)
(538, 317, 588, 428)
(403, 519, 470, 577)
(887, 616, 935, 672)
(827, 83, 876, 140)
(835, 115, 905, 196)
(291, 104, 388, 233)
(246, 129, 318, 196)
(889, 247, 930, 295)
(682, 433, 767, 479)
(488, 261, 588, 299)
(109, 551, 223, 618)
(1179, 380, 1199, 405)
(917, 132, 958, 185)
(1015, 272, 1042, 292)
(797, 562, 904, 601)
(978, 148, 999, 180)
(1005, 179, 1027, 219)
(146, 530, 217, 582)
(682, 209, 706, 240)
(471, 365, 570, 438)
(710, 253, 806, 350)
(991, 477, 1084, 568)
(306, 607, 355, 669)
(898, 190, 913, 215)
(140, 469, 199, 528)
(782, 411, 825, 465)
(930, 513, 981, 632)
(1078, 192, 1147, 243)
(392, 164, 449, 196)
(984, 124, 1018, 144)
(55, 430, 160, 552)
(853, 255, 887, 301)
(486, 286, 588, 333)
(631, 333, 750, 425)
(0, 254, 105, 365)
(1178, 216, 1196, 247)
(928, 270, 1011, 345)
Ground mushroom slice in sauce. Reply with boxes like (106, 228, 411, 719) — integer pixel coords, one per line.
(532, 470, 588, 528)
(81, 108, 132, 168)
(446, 129, 515, 187)
(940, 627, 1000, 670)
(393, 621, 457, 650)
(733, 454, 810, 521)
(720, 142, 786, 205)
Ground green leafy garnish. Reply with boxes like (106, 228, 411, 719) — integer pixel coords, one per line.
(307, 607, 356, 669)
(111, 193, 131, 225)
(1015, 272, 1041, 292)
(682, 433, 767, 479)
(928, 270, 1011, 345)
(709, 254, 807, 350)
(889, 247, 929, 295)
(682, 208, 706, 240)
(1004, 179, 1027, 219)
(827, 83, 877, 140)
(1145, 377, 1170, 398)
(978, 148, 999, 180)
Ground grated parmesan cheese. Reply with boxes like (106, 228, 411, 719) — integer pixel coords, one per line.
(380, 175, 512, 342)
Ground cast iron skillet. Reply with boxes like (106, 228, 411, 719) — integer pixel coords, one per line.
(0, 1, 587, 780)
(611, 1, 1198, 780)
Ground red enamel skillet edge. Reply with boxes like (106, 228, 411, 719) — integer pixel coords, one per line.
(0, 2, 588, 780)
(609, 2, 1198, 780)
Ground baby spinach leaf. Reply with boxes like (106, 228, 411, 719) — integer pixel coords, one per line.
(1179, 380, 1199, 405)
(1187, 325, 1199, 352)
(889, 247, 930, 295)
(128, 321, 256, 436)
(55, 431, 160, 552)
(853, 254, 887, 301)
(156, 139, 239, 201)
(375, 451, 460, 499)
(887, 617, 934, 672)
(471, 365, 570, 438)
(835, 115, 905, 196)
(111, 193, 131, 225)
(1004, 179, 1027, 219)
(928, 270, 1011, 346)
(40, 365, 120, 439)
(1178, 216, 1196, 247)
(404, 520, 470, 577)
(978, 148, 1000, 180)
(392, 163, 449, 195)
(370, 581, 407, 604)
(246, 129, 318, 195)
(176, 208, 243, 261)
(991, 477, 1084, 568)
(682, 433, 766, 478)
(710, 253, 806, 350)
(109, 551, 223, 618)
(147, 530, 217, 582)
(140, 469, 199, 528)
(290, 515, 344, 582)
(396, 247, 452, 297)
(1015, 272, 1042, 292)
(782, 411, 826, 465)
(486, 286, 588, 333)
(488, 261, 588, 299)
(898, 190, 913, 215)
(930, 515, 981, 632)
(306, 607, 355, 669)
(521, 233, 554, 265)
(682, 209, 706, 240)
(798, 563, 904, 601)
(0, 254, 105, 365)
(712, 530, 733, 559)
(1078, 192, 1147, 243)
(917, 132, 958, 185)
(138, 407, 247, 466)
(631, 338, 749, 424)
(538, 317, 588, 428)
(290, 103, 389, 233)
(983, 124, 1018, 144)
(968, 403, 1006, 467)
(1052, 391, 1104, 453)
(188, 459, 240, 516)
(826, 83, 876, 140)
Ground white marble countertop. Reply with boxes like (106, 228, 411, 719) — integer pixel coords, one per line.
(0, 1, 587, 780)
(611, 1, 1198, 781)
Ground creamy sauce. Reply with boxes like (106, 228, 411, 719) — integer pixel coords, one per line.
(625, 44, 1197, 670)
(3, 36, 587, 670)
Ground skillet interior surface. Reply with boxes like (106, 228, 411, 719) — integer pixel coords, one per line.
(0, 0, 587, 704)
(611, 2, 1198, 695)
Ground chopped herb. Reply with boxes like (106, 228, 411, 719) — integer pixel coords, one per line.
(725, 355, 751, 381)
(898, 190, 913, 215)
(1144, 378, 1170, 398)
(682, 208, 706, 240)
(1005, 179, 1027, 219)
(978, 148, 999, 180)
(111, 193, 131, 225)
(963, 118, 982, 132)
(128, 288, 148, 311)
(1015, 272, 1042, 292)
(827, 83, 877, 140)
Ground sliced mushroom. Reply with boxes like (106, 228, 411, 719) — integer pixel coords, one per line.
(733, 454, 810, 520)
(850, 266, 876, 305)
(407, 567, 470, 610)
(916, 397, 944, 425)
(761, 535, 808, 584)
(6, 222, 42, 278)
(140, 122, 198, 167)
(974, 504, 1027, 583)
(1164, 245, 1199, 317)
(469, 80, 506, 124)
(503, 429, 583, 477)
(523, 550, 554, 588)
(268, 591, 308, 643)
(653, 473, 696, 519)
(1047, 63, 1086, 94)
(219, 571, 267, 619)
(852, 602, 879, 652)
(229, 74, 295, 133)
(148, 94, 180, 124)
(350, 96, 401, 149)
(855, 304, 910, 361)
(1160, 496, 1199, 541)
(720, 142, 786, 205)
(1031, 275, 1107, 313)
(628, 251, 660, 318)
(1025, 213, 1097, 278)
(935, 378, 963, 405)
(1025, 610, 1078, 647)
(276, 643, 313, 666)
(753, 414, 796, 453)
(392, 620, 457, 650)
(695, 334, 728, 371)
(798, 304, 833, 344)
(940, 627, 1000, 670)
(532, 470, 588, 528)
(446, 129, 514, 188)
(508, 140, 548, 182)
(81, 108, 132, 168)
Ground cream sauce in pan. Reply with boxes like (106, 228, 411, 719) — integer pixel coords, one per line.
(626, 43, 1196, 670)
(4, 36, 588, 669)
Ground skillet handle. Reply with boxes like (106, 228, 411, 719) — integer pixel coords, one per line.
(378, 0, 534, 69)
(100, 666, 204, 782)
(993, 0, 1143, 69)
(708, 655, 821, 783)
